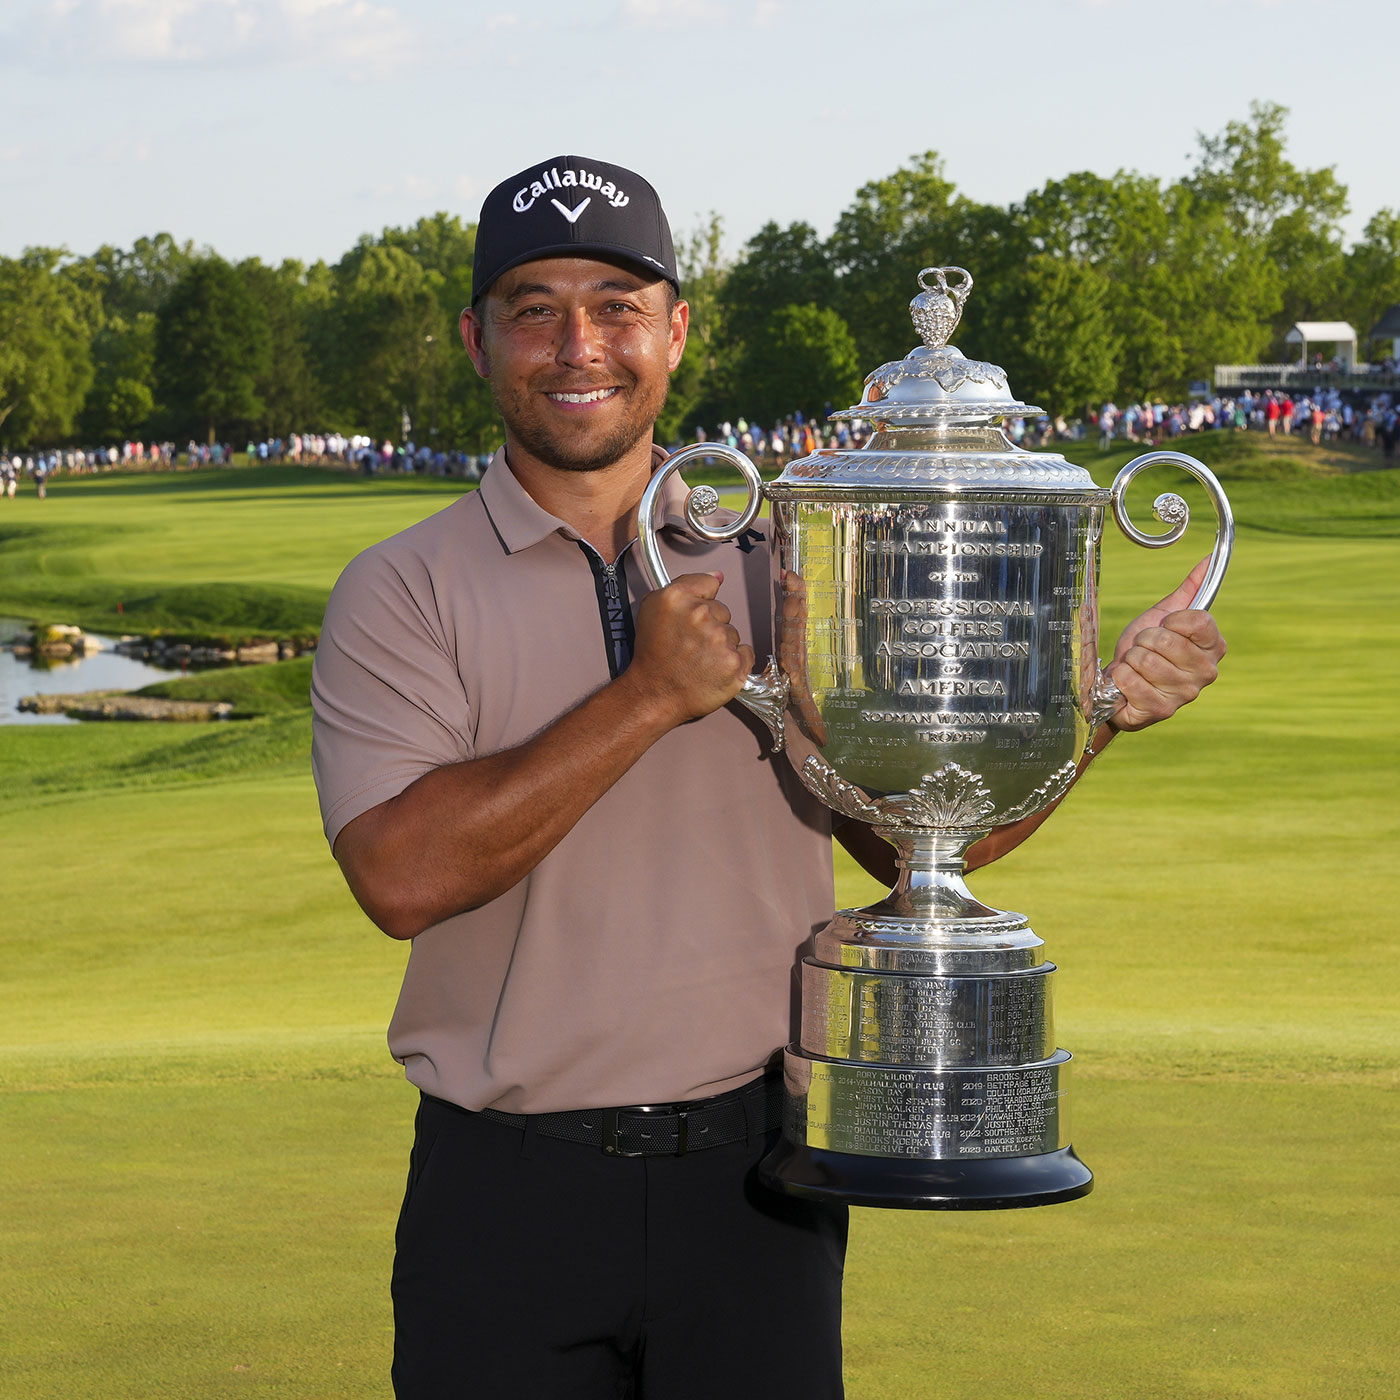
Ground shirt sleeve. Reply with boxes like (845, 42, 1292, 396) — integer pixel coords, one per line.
(311, 544, 475, 849)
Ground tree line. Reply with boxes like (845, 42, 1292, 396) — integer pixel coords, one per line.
(3, 103, 1398, 452)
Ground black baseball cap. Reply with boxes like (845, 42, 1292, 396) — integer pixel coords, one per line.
(470, 155, 679, 304)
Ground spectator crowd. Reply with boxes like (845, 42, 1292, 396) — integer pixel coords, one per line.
(5, 385, 1398, 503)
(684, 387, 1400, 463)
(1086, 387, 1399, 455)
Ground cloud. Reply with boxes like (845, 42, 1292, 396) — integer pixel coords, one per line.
(5, 0, 416, 70)
(370, 172, 440, 200)
(613, 0, 792, 29)
(617, 0, 731, 27)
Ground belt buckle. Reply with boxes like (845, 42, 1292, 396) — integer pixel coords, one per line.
(601, 1103, 688, 1157)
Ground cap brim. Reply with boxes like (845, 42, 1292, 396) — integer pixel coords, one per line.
(473, 243, 679, 302)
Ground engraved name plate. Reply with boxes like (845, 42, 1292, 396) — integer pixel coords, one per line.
(783, 1051, 1073, 1160)
(799, 961, 1054, 1067)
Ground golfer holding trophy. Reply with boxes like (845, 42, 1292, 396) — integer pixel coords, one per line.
(639, 267, 1234, 1209)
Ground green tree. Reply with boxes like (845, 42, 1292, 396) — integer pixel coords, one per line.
(154, 256, 270, 442)
(238, 258, 326, 436)
(317, 241, 443, 443)
(1009, 172, 1175, 400)
(85, 233, 196, 321)
(1162, 185, 1279, 384)
(1186, 101, 1348, 345)
(1344, 209, 1400, 353)
(827, 154, 1016, 370)
(827, 153, 956, 362)
(994, 255, 1120, 416)
(732, 302, 862, 426)
(74, 234, 198, 443)
(383, 214, 497, 453)
(658, 212, 728, 443)
(379, 212, 476, 319)
(0, 249, 99, 445)
(1011, 169, 1278, 401)
(79, 311, 156, 441)
(325, 216, 499, 451)
(717, 221, 832, 341)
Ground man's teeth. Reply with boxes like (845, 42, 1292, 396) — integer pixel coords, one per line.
(548, 388, 617, 404)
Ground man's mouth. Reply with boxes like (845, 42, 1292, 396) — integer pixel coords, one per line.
(545, 388, 620, 405)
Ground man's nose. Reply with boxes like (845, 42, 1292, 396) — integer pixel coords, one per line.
(557, 307, 604, 366)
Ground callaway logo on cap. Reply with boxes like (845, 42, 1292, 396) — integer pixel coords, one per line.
(471, 154, 679, 303)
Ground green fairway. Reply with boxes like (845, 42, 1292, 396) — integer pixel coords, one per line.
(0, 434, 1395, 642)
(0, 465, 466, 642)
(1, 444, 1396, 1398)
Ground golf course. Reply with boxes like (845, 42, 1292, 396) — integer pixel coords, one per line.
(1, 435, 1396, 1399)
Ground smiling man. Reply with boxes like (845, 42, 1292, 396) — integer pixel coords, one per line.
(310, 155, 1225, 1400)
(311, 156, 852, 1400)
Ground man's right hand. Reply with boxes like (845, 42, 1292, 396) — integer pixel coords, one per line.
(627, 572, 755, 727)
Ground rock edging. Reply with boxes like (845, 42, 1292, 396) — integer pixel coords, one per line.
(5, 624, 104, 660)
(2, 622, 315, 667)
(113, 636, 309, 665)
(18, 691, 234, 722)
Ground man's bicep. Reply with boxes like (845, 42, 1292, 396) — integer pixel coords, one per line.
(311, 551, 474, 849)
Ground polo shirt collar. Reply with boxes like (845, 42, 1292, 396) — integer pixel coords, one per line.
(478, 444, 695, 555)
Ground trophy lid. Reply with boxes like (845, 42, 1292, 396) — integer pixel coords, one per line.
(768, 267, 1101, 497)
(831, 267, 1043, 425)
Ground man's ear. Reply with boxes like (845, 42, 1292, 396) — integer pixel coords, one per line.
(461, 306, 490, 380)
(667, 297, 689, 374)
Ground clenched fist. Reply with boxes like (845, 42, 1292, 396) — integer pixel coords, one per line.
(1107, 557, 1227, 732)
(629, 572, 755, 729)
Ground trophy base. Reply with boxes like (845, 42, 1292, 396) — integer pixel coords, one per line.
(758, 1138, 1093, 1211)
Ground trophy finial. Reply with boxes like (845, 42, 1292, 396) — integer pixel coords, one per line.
(910, 266, 973, 349)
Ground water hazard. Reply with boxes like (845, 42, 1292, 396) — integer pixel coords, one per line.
(0, 617, 189, 724)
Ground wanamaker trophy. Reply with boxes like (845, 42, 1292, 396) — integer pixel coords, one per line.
(637, 267, 1234, 1210)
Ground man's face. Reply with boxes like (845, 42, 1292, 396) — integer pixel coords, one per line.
(461, 258, 688, 473)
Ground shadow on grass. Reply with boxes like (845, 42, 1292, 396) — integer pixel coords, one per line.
(2, 710, 312, 804)
(0, 579, 328, 642)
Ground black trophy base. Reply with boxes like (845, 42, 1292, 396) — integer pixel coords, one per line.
(759, 1137, 1094, 1211)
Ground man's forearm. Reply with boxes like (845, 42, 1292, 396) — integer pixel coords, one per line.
(331, 570, 754, 939)
(334, 669, 678, 939)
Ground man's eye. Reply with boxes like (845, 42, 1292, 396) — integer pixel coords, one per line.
(518, 306, 553, 319)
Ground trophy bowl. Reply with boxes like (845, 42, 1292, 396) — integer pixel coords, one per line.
(638, 268, 1233, 1209)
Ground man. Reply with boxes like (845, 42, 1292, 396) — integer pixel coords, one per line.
(310, 155, 1225, 1400)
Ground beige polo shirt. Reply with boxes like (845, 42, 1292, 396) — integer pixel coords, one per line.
(311, 448, 835, 1114)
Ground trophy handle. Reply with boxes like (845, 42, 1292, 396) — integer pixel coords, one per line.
(1093, 450, 1236, 726)
(636, 443, 789, 752)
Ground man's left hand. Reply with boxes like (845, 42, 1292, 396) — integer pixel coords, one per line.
(1106, 556, 1227, 733)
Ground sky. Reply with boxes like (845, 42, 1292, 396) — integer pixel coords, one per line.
(2, 0, 1397, 271)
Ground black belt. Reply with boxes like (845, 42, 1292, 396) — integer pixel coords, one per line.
(475, 1072, 784, 1157)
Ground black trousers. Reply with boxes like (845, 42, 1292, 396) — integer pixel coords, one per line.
(392, 1090, 848, 1399)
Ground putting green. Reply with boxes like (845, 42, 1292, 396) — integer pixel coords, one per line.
(1, 450, 1396, 1398)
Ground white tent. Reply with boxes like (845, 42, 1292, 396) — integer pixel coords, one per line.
(1284, 321, 1357, 370)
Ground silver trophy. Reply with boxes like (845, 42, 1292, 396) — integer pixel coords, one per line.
(637, 268, 1233, 1209)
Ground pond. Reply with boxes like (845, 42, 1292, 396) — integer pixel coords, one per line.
(0, 617, 190, 724)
